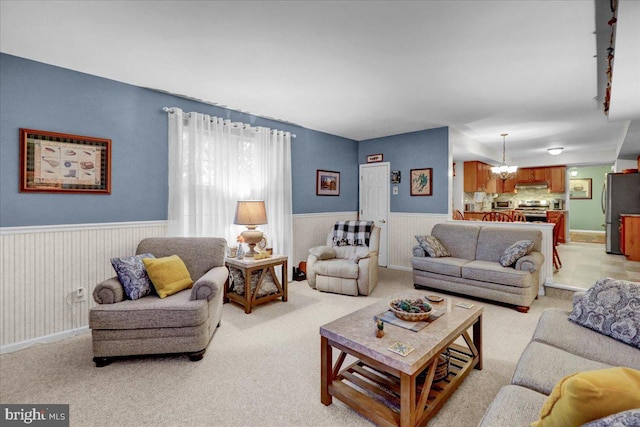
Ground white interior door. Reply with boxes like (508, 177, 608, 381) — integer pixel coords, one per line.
(359, 163, 389, 267)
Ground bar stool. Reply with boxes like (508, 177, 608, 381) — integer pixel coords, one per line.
(546, 212, 563, 270)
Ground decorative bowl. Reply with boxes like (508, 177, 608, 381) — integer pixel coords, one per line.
(389, 298, 433, 322)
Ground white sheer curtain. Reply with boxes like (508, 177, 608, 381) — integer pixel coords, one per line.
(167, 108, 293, 269)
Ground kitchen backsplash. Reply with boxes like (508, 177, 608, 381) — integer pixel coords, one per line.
(464, 188, 566, 210)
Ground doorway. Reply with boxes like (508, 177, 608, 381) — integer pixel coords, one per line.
(359, 163, 389, 267)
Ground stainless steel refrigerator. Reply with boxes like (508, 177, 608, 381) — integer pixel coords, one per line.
(604, 173, 640, 254)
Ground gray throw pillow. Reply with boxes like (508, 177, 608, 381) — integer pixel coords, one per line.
(111, 253, 156, 300)
(499, 240, 534, 267)
(415, 235, 450, 258)
(568, 278, 640, 349)
(582, 409, 640, 427)
(309, 246, 336, 260)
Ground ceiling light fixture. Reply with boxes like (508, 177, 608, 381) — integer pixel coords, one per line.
(491, 133, 518, 181)
(547, 147, 564, 155)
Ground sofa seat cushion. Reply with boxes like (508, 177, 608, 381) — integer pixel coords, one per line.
(461, 260, 533, 288)
(411, 257, 469, 278)
(479, 385, 547, 427)
(89, 289, 208, 330)
(532, 309, 640, 370)
(314, 259, 359, 279)
(512, 341, 612, 395)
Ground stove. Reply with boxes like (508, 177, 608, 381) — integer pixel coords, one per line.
(516, 200, 550, 220)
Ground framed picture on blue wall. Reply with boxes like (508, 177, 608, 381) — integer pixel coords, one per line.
(20, 128, 111, 194)
(410, 168, 432, 196)
(316, 170, 340, 196)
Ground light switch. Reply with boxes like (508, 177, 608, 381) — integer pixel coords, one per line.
(393, 186, 398, 195)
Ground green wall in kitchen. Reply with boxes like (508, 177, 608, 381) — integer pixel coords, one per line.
(568, 165, 611, 231)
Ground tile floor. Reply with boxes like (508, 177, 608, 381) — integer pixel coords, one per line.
(553, 241, 640, 290)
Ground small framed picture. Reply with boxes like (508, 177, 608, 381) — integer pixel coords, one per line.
(316, 170, 340, 196)
(410, 168, 432, 196)
(366, 153, 383, 163)
(20, 128, 111, 194)
(569, 178, 592, 199)
(391, 170, 401, 183)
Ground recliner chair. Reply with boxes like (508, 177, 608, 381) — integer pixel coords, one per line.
(306, 223, 380, 296)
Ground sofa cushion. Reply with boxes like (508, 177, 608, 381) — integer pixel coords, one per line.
(309, 245, 336, 260)
(415, 235, 450, 257)
(110, 253, 155, 300)
(461, 260, 533, 288)
(568, 278, 640, 349)
(89, 289, 208, 329)
(431, 223, 480, 260)
(531, 367, 640, 427)
(479, 385, 547, 427)
(532, 308, 640, 370)
(475, 226, 542, 262)
(314, 259, 359, 279)
(499, 240, 534, 267)
(412, 256, 469, 278)
(512, 341, 612, 395)
(143, 255, 194, 298)
(582, 409, 640, 427)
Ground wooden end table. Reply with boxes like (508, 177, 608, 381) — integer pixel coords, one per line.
(224, 255, 288, 314)
(320, 290, 482, 426)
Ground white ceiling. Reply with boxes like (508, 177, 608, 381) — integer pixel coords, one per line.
(1, 1, 638, 167)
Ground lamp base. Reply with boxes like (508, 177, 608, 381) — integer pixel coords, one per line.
(241, 228, 263, 257)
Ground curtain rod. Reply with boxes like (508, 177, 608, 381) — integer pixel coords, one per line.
(163, 107, 296, 138)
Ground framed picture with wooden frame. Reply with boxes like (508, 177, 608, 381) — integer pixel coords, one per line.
(410, 168, 433, 196)
(20, 128, 111, 194)
(569, 178, 592, 200)
(316, 170, 340, 196)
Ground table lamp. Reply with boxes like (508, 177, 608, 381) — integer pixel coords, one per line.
(234, 200, 267, 257)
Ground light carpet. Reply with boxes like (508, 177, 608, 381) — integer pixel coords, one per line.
(0, 269, 572, 426)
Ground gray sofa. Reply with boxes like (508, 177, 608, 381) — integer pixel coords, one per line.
(480, 305, 640, 426)
(413, 223, 544, 312)
(89, 237, 228, 366)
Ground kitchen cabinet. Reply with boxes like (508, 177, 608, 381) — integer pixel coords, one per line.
(548, 166, 566, 193)
(497, 175, 517, 193)
(464, 161, 497, 193)
(620, 215, 640, 261)
(517, 167, 549, 183)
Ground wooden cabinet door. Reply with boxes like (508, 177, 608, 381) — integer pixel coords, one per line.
(499, 176, 517, 193)
(549, 166, 566, 192)
(464, 161, 494, 192)
(620, 218, 626, 254)
(517, 168, 532, 183)
(464, 161, 480, 192)
(532, 168, 549, 182)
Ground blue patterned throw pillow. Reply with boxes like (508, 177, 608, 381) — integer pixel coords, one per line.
(582, 409, 640, 427)
(415, 235, 450, 258)
(569, 278, 640, 349)
(111, 253, 156, 300)
(499, 240, 534, 267)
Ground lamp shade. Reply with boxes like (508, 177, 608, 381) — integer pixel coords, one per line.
(234, 200, 267, 226)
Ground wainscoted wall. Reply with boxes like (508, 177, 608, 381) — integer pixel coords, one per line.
(388, 213, 450, 270)
(0, 221, 167, 352)
(292, 212, 357, 268)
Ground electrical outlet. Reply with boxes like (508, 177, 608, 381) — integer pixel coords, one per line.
(74, 287, 87, 302)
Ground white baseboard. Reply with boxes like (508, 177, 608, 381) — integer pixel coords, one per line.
(0, 326, 90, 354)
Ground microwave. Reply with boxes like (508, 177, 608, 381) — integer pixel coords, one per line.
(493, 201, 513, 209)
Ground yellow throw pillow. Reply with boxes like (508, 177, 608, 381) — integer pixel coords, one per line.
(142, 255, 193, 298)
(531, 367, 640, 427)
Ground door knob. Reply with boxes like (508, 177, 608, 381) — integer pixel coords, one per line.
(379, 219, 386, 224)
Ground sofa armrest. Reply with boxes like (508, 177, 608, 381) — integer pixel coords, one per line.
(412, 245, 427, 257)
(354, 247, 377, 262)
(306, 253, 318, 288)
(93, 277, 125, 304)
(515, 251, 544, 273)
(191, 266, 228, 301)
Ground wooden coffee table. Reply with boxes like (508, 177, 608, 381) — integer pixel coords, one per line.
(320, 290, 482, 427)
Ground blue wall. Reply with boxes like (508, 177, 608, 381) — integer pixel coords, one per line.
(359, 128, 449, 213)
(0, 53, 358, 227)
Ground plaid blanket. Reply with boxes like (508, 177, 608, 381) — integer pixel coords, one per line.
(332, 220, 374, 247)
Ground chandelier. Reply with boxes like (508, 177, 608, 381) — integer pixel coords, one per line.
(491, 133, 518, 181)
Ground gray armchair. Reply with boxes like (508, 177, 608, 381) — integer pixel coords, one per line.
(306, 225, 380, 296)
(89, 237, 228, 366)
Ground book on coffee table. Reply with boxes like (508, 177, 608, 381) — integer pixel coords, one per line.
(374, 309, 443, 332)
